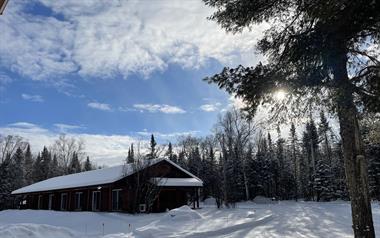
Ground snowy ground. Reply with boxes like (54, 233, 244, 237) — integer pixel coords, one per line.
(1, 201, 380, 238)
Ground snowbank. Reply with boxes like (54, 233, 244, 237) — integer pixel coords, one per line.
(164, 205, 203, 222)
(253, 196, 276, 204)
(1, 201, 374, 237)
(203, 197, 217, 206)
(0, 224, 79, 238)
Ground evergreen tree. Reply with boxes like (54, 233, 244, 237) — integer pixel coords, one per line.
(32, 153, 44, 182)
(50, 154, 62, 177)
(147, 134, 157, 160)
(12, 147, 25, 189)
(166, 142, 174, 161)
(24, 144, 34, 185)
(68, 152, 81, 174)
(40, 146, 51, 179)
(83, 156, 93, 171)
(0, 153, 13, 209)
(289, 123, 300, 201)
(127, 144, 135, 163)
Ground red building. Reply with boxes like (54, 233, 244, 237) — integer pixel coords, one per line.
(12, 158, 203, 213)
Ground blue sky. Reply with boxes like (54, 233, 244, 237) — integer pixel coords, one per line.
(0, 0, 263, 165)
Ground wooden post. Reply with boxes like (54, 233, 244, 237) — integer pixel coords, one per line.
(193, 188, 196, 209)
(196, 188, 200, 209)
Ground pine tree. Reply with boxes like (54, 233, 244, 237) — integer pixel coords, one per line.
(127, 144, 135, 163)
(24, 144, 34, 185)
(50, 154, 62, 177)
(147, 135, 157, 160)
(32, 153, 44, 182)
(12, 147, 25, 189)
(289, 123, 299, 201)
(166, 142, 174, 161)
(83, 156, 93, 171)
(203, 1, 380, 234)
(40, 146, 51, 179)
(0, 153, 13, 209)
(68, 152, 81, 174)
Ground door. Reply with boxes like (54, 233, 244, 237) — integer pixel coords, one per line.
(92, 191, 101, 211)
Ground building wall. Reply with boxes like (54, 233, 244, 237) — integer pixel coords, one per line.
(18, 160, 200, 212)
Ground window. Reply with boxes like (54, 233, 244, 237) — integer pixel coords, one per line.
(37, 195, 43, 209)
(92, 191, 101, 211)
(61, 193, 68, 211)
(48, 194, 54, 210)
(112, 189, 123, 211)
(75, 192, 83, 210)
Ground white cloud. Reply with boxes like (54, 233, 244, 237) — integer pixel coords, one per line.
(133, 104, 186, 114)
(200, 102, 222, 112)
(54, 123, 84, 133)
(0, 122, 145, 166)
(0, 0, 265, 82)
(137, 130, 199, 140)
(87, 102, 112, 111)
(21, 93, 44, 102)
(0, 122, 206, 166)
(0, 73, 12, 91)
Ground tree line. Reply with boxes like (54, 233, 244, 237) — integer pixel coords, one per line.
(130, 108, 378, 208)
(0, 135, 95, 210)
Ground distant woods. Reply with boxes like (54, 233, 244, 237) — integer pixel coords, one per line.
(0, 134, 95, 210)
(159, 109, 380, 207)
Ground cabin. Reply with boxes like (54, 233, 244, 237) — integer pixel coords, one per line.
(11, 158, 203, 213)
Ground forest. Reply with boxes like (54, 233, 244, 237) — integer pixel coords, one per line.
(1, 108, 379, 210)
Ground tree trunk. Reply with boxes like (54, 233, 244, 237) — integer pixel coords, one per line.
(334, 53, 375, 238)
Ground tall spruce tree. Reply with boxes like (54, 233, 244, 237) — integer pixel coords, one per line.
(289, 123, 299, 201)
(40, 146, 51, 179)
(24, 144, 34, 185)
(147, 135, 157, 160)
(84, 156, 93, 171)
(32, 153, 43, 182)
(12, 147, 24, 190)
(166, 142, 174, 161)
(0, 153, 13, 209)
(203, 1, 380, 235)
(68, 152, 81, 174)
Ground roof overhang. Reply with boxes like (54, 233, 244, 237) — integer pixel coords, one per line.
(0, 0, 9, 15)
(151, 177, 203, 187)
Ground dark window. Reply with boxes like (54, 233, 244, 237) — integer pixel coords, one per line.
(112, 189, 123, 210)
(48, 194, 54, 210)
(38, 195, 43, 209)
(92, 191, 101, 211)
(61, 193, 67, 210)
(75, 192, 83, 210)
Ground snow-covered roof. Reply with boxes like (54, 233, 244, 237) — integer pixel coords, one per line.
(151, 177, 203, 187)
(12, 158, 202, 195)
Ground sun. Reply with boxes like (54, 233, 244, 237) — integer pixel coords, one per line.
(273, 90, 287, 101)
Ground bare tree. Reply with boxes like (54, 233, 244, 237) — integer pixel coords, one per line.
(124, 141, 164, 213)
(51, 134, 85, 174)
(0, 135, 27, 163)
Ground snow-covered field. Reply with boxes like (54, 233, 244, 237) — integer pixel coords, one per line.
(1, 201, 380, 238)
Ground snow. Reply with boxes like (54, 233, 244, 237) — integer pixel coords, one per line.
(203, 197, 217, 206)
(151, 178, 203, 187)
(12, 158, 202, 195)
(1, 201, 380, 237)
(253, 196, 277, 204)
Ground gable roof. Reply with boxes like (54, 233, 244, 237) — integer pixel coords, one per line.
(12, 158, 202, 195)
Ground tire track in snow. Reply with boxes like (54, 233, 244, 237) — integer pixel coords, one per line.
(170, 214, 274, 238)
